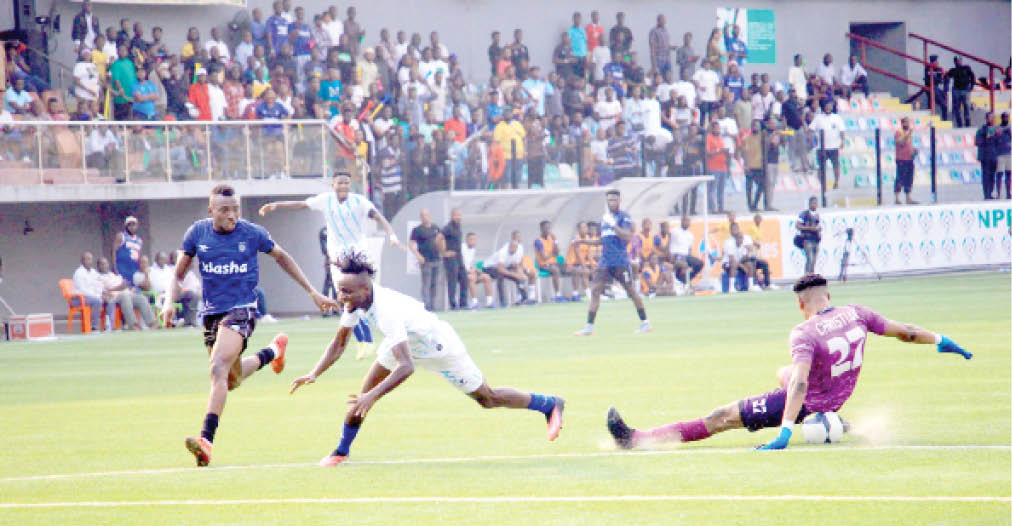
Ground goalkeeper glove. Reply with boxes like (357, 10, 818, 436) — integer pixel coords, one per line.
(937, 335, 972, 360)
(757, 426, 792, 451)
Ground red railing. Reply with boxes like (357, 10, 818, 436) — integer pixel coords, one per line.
(909, 32, 1003, 113)
(845, 32, 943, 113)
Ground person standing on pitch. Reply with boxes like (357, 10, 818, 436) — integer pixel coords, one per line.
(163, 184, 336, 467)
(574, 189, 651, 335)
(113, 216, 143, 279)
(290, 251, 565, 466)
(606, 274, 971, 451)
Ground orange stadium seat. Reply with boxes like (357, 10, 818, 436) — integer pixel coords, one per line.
(58, 279, 91, 334)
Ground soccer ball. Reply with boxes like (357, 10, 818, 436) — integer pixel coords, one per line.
(801, 412, 844, 444)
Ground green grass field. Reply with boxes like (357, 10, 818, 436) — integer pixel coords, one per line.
(1, 272, 1009, 525)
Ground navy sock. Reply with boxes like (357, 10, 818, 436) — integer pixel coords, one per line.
(255, 348, 276, 369)
(636, 308, 647, 321)
(527, 393, 556, 416)
(332, 423, 361, 457)
(201, 413, 219, 442)
(587, 311, 597, 324)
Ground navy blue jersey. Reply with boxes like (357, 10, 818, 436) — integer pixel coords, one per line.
(181, 218, 275, 315)
(600, 210, 632, 267)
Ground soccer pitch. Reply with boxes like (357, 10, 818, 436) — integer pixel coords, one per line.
(1, 272, 1009, 525)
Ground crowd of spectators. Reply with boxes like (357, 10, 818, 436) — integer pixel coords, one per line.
(3, 1, 1011, 213)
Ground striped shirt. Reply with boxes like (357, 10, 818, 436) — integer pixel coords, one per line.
(305, 192, 377, 260)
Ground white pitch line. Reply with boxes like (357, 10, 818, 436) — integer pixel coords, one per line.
(1, 444, 1008, 483)
(1, 495, 1009, 508)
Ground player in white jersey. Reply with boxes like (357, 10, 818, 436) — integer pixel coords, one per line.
(290, 251, 567, 467)
(258, 172, 403, 284)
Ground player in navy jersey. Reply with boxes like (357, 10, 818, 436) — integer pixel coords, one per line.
(606, 274, 971, 451)
(574, 189, 651, 335)
(162, 184, 337, 467)
(113, 216, 143, 278)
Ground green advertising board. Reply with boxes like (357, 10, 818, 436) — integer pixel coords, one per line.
(746, 9, 776, 64)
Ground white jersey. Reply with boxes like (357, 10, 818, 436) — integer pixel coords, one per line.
(305, 192, 377, 260)
(340, 284, 484, 392)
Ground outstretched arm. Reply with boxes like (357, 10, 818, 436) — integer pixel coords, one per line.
(347, 341, 415, 417)
(269, 244, 336, 312)
(881, 319, 972, 359)
(758, 359, 811, 451)
(368, 209, 403, 249)
(259, 200, 308, 216)
(290, 325, 353, 393)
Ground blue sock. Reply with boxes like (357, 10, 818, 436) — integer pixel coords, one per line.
(527, 394, 556, 416)
(332, 423, 360, 457)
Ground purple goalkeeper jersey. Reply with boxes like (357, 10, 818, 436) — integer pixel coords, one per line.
(789, 304, 888, 412)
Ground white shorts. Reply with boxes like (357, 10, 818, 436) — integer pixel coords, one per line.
(375, 321, 485, 393)
(997, 154, 1012, 173)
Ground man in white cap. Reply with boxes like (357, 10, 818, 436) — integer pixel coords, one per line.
(113, 215, 144, 279)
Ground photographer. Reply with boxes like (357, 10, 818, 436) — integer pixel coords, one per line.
(795, 196, 822, 274)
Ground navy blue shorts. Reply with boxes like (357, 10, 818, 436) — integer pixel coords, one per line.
(738, 388, 811, 432)
(593, 265, 632, 286)
(202, 307, 257, 352)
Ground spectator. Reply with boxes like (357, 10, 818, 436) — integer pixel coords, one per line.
(343, 6, 364, 57)
(525, 117, 549, 187)
(488, 31, 502, 76)
(797, 196, 822, 274)
(788, 54, 807, 99)
(762, 114, 782, 211)
(648, 14, 676, 76)
(129, 22, 149, 56)
(609, 12, 632, 56)
(894, 117, 917, 205)
(235, 30, 255, 69)
(815, 53, 837, 92)
(114, 18, 131, 49)
(72, 251, 104, 332)
(131, 67, 159, 120)
(484, 230, 535, 307)
(441, 208, 468, 311)
(607, 120, 638, 179)
(742, 120, 764, 212)
(85, 125, 122, 176)
(323, 7, 344, 48)
(721, 222, 751, 293)
(266, 2, 290, 56)
(693, 58, 722, 125)
(838, 56, 869, 98)
(996, 112, 1012, 199)
(568, 12, 588, 78)
(810, 99, 846, 189)
(534, 220, 565, 302)
(163, 63, 188, 119)
(976, 111, 996, 199)
(703, 27, 724, 66)
(96, 256, 157, 330)
(553, 33, 578, 79)
(377, 131, 404, 213)
(72, 0, 100, 52)
(73, 49, 100, 107)
(109, 44, 137, 120)
(666, 215, 699, 286)
(705, 120, 730, 213)
(409, 208, 443, 311)
(623, 51, 646, 87)
(508, 29, 530, 72)
(563, 221, 592, 301)
(462, 232, 496, 309)
(250, 7, 268, 51)
(149, 251, 198, 326)
(904, 54, 947, 120)
(290, 7, 313, 88)
(723, 60, 745, 101)
(181, 27, 200, 61)
(493, 108, 526, 183)
(783, 88, 810, 172)
(676, 32, 699, 82)
(91, 34, 111, 79)
(946, 56, 975, 127)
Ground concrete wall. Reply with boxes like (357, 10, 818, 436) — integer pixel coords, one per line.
(0, 194, 331, 317)
(27, 0, 1012, 92)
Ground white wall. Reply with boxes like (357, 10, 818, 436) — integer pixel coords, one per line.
(35, 0, 1012, 92)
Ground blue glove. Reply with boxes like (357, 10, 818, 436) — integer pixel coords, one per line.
(757, 426, 792, 451)
(937, 336, 972, 360)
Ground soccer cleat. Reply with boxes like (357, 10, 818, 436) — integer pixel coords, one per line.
(634, 320, 652, 334)
(319, 454, 348, 467)
(185, 436, 212, 467)
(607, 407, 635, 449)
(270, 333, 288, 374)
(574, 324, 594, 336)
(547, 397, 565, 441)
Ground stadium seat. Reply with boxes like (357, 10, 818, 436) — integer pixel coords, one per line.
(58, 279, 91, 334)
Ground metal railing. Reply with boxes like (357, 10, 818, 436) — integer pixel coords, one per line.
(0, 119, 361, 186)
(909, 32, 1005, 114)
(845, 32, 943, 114)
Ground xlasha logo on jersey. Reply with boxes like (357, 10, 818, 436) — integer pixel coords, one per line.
(202, 261, 249, 275)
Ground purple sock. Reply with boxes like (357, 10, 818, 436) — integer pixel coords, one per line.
(632, 418, 711, 445)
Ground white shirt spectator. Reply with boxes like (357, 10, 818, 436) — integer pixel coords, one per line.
(73, 264, 104, 298)
(102, 40, 118, 62)
(692, 68, 721, 103)
(324, 19, 344, 45)
(235, 41, 254, 70)
(431, 43, 449, 60)
(590, 136, 609, 162)
(86, 128, 120, 156)
(462, 244, 477, 271)
(788, 66, 807, 98)
(656, 81, 676, 103)
(484, 242, 524, 268)
(751, 91, 774, 122)
(810, 112, 846, 150)
(591, 45, 611, 82)
(205, 39, 230, 61)
(722, 235, 753, 265)
(670, 228, 694, 257)
(623, 98, 646, 129)
(207, 83, 228, 120)
(393, 42, 409, 63)
(840, 62, 868, 86)
(815, 61, 836, 85)
(280, 9, 295, 24)
(373, 116, 394, 136)
(594, 99, 622, 130)
(718, 116, 739, 154)
(73, 60, 100, 101)
(673, 80, 696, 108)
(148, 263, 174, 296)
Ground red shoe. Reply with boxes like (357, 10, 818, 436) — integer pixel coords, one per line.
(270, 333, 288, 374)
(185, 436, 212, 467)
(547, 397, 565, 441)
(319, 454, 348, 467)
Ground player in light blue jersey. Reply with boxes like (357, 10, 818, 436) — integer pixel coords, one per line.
(574, 189, 651, 336)
(163, 184, 337, 467)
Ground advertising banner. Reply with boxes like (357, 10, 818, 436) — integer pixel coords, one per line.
(715, 8, 776, 64)
(777, 203, 1012, 280)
